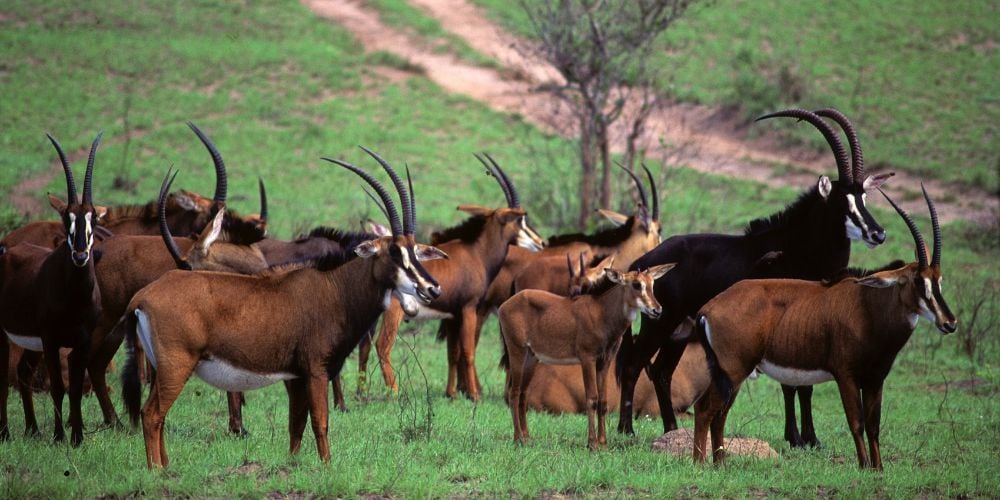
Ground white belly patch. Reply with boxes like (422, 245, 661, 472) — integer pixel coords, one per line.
(135, 309, 158, 370)
(195, 357, 298, 392)
(758, 359, 834, 386)
(6, 331, 43, 351)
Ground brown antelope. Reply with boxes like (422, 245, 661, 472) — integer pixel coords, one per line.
(120, 150, 446, 468)
(499, 263, 675, 450)
(358, 153, 544, 401)
(1, 122, 233, 251)
(0, 132, 105, 446)
(692, 187, 956, 470)
(514, 252, 615, 297)
(452, 164, 663, 397)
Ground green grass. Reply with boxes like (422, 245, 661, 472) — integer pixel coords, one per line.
(1, 0, 998, 497)
(472, 0, 1000, 193)
(368, 0, 500, 68)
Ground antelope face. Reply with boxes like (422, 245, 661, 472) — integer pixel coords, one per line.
(837, 182, 886, 248)
(66, 209, 96, 267)
(516, 216, 545, 251)
(387, 236, 446, 315)
(607, 263, 675, 319)
(914, 267, 956, 334)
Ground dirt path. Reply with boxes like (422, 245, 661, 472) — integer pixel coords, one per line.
(303, 0, 996, 224)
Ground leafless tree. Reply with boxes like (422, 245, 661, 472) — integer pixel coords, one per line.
(521, 0, 694, 229)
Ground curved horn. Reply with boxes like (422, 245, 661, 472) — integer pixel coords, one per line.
(186, 122, 227, 207)
(922, 184, 942, 267)
(814, 108, 864, 183)
(405, 164, 417, 235)
(879, 189, 928, 269)
(47, 133, 77, 205)
(82, 131, 102, 205)
(158, 169, 192, 270)
(359, 146, 412, 235)
(362, 187, 391, 222)
(616, 162, 649, 213)
(756, 109, 852, 184)
(475, 153, 513, 207)
(485, 153, 520, 208)
(322, 157, 402, 236)
(641, 163, 659, 222)
(257, 177, 268, 225)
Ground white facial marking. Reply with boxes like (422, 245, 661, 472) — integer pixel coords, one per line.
(135, 309, 158, 369)
(701, 317, 712, 347)
(6, 330, 43, 351)
(67, 213, 77, 250)
(758, 360, 834, 386)
(195, 357, 297, 392)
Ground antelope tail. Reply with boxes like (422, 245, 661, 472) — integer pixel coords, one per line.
(696, 315, 734, 406)
(120, 311, 142, 428)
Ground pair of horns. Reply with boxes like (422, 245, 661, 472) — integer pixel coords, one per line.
(617, 163, 659, 222)
(755, 108, 866, 185)
(880, 185, 942, 269)
(187, 122, 228, 209)
(47, 131, 102, 206)
(323, 148, 415, 237)
(566, 252, 587, 278)
(475, 153, 520, 209)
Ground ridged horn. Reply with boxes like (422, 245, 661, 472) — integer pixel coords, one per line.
(322, 157, 402, 236)
(922, 184, 942, 268)
(756, 109, 852, 184)
(405, 164, 417, 235)
(879, 189, 928, 270)
(814, 108, 865, 183)
(641, 163, 659, 222)
(186, 122, 227, 207)
(257, 177, 268, 225)
(47, 133, 77, 205)
(82, 131, 102, 206)
(475, 153, 513, 208)
(617, 162, 649, 215)
(158, 168, 192, 271)
(485, 153, 520, 208)
(359, 146, 412, 235)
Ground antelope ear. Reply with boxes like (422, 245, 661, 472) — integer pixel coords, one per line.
(173, 191, 199, 211)
(605, 268, 625, 284)
(857, 275, 898, 288)
(862, 172, 894, 191)
(414, 244, 448, 261)
(354, 239, 382, 258)
(817, 176, 832, 200)
(647, 262, 677, 280)
(48, 193, 68, 214)
(367, 220, 392, 237)
(94, 205, 108, 221)
(597, 209, 629, 227)
(457, 205, 492, 216)
(497, 208, 526, 224)
(196, 208, 225, 251)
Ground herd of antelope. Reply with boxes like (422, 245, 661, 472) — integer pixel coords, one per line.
(0, 108, 957, 471)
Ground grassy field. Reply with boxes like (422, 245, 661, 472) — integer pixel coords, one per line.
(473, 0, 1000, 193)
(1, 0, 997, 497)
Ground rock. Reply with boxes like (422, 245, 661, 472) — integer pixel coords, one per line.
(651, 428, 779, 459)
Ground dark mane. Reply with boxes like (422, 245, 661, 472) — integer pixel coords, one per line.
(221, 216, 266, 246)
(577, 276, 616, 297)
(822, 259, 907, 287)
(298, 226, 377, 250)
(547, 217, 636, 248)
(102, 201, 158, 222)
(430, 215, 488, 244)
(744, 186, 819, 236)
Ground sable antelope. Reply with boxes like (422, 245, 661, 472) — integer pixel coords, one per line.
(1, 122, 233, 251)
(0, 132, 105, 446)
(120, 150, 446, 468)
(693, 187, 955, 469)
(358, 153, 544, 401)
(617, 108, 893, 443)
(500, 264, 674, 449)
(454, 164, 663, 396)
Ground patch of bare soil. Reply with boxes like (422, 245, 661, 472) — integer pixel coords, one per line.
(652, 428, 778, 459)
(303, 0, 997, 225)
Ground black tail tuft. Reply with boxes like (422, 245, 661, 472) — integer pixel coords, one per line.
(696, 315, 734, 406)
(120, 312, 142, 428)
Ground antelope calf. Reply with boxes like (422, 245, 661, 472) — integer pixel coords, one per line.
(514, 252, 615, 297)
(499, 263, 674, 450)
(120, 150, 446, 468)
(693, 187, 956, 470)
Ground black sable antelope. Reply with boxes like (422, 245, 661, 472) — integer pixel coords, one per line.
(693, 187, 955, 469)
(617, 108, 893, 445)
(120, 150, 446, 468)
(1, 132, 104, 446)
